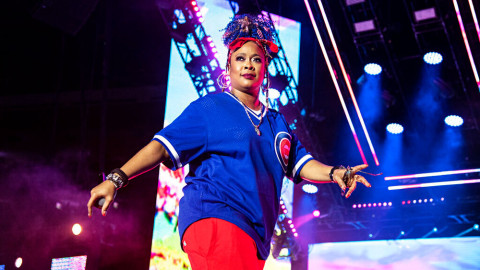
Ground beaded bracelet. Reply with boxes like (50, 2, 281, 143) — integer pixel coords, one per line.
(106, 168, 129, 189)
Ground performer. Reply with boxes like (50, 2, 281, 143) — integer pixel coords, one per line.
(87, 14, 371, 269)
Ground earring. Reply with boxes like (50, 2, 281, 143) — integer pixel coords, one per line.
(217, 71, 230, 92)
(264, 72, 270, 111)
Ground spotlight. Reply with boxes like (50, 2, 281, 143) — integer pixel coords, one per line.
(368, 233, 373, 238)
(386, 123, 404, 134)
(302, 184, 318, 194)
(294, 233, 298, 237)
(423, 52, 443, 65)
(364, 63, 382, 75)
(474, 224, 479, 231)
(72, 223, 82, 236)
(15, 257, 22, 268)
(268, 88, 281, 100)
(313, 210, 321, 217)
(401, 231, 405, 235)
(445, 115, 464, 127)
(433, 227, 438, 232)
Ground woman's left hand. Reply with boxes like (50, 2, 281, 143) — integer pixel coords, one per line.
(332, 164, 372, 198)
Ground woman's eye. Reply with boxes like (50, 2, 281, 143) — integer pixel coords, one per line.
(236, 56, 244, 61)
(254, 58, 262, 63)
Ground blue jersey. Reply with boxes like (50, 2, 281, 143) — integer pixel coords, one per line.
(153, 92, 313, 259)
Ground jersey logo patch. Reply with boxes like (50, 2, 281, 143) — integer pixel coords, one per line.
(275, 132, 292, 173)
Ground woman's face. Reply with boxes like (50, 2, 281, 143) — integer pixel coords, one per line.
(227, 41, 266, 95)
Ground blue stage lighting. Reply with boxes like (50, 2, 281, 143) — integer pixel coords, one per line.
(364, 63, 382, 75)
(474, 224, 479, 231)
(302, 184, 318, 194)
(423, 52, 443, 65)
(444, 115, 464, 127)
(386, 123, 404, 134)
(433, 227, 438, 232)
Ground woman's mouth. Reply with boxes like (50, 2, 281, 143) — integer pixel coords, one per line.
(242, 74, 255, 79)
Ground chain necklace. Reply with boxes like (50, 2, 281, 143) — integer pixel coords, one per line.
(238, 100, 264, 136)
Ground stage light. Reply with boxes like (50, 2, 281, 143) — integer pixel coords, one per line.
(433, 227, 438, 232)
(368, 233, 373, 238)
(413, 200, 417, 204)
(474, 224, 479, 230)
(346, 0, 365, 5)
(72, 223, 82, 236)
(269, 88, 281, 100)
(441, 197, 445, 201)
(401, 231, 405, 235)
(193, 6, 199, 11)
(373, 203, 377, 207)
(302, 184, 318, 194)
(363, 203, 367, 208)
(386, 123, 404, 134)
(388, 202, 392, 206)
(352, 204, 357, 208)
(364, 63, 382, 75)
(402, 201, 405, 205)
(290, 224, 294, 228)
(294, 233, 299, 237)
(15, 257, 22, 268)
(354, 20, 376, 33)
(191, 1, 197, 6)
(445, 115, 464, 127)
(313, 210, 320, 217)
(423, 52, 443, 65)
(414, 8, 437, 22)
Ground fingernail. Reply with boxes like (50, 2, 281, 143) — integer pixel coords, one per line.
(102, 212, 106, 216)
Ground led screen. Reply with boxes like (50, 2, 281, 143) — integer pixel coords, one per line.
(51, 255, 87, 270)
(308, 237, 480, 269)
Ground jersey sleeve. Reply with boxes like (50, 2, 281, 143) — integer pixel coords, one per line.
(152, 101, 207, 171)
(286, 133, 313, 184)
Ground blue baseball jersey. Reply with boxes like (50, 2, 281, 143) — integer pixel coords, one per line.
(153, 92, 313, 259)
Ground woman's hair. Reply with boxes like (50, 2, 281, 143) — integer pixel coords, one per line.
(222, 14, 278, 65)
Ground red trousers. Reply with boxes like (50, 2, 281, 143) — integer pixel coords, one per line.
(182, 218, 266, 270)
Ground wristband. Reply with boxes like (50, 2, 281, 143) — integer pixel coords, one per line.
(329, 165, 345, 182)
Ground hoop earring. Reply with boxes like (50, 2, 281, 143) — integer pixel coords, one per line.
(217, 71, 230, 92)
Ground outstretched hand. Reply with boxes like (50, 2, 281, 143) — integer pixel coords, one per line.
(332, 164, 372, 198)
(87, 180, 116, 217)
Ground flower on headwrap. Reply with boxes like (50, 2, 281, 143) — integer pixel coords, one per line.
(222, 14, 279, 58)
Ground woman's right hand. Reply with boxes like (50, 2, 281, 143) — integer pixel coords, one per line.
(87, 180, 116, 217)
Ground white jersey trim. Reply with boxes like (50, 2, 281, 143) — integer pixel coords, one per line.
(225, 92, 266, 120)
(153, 135, 182, 168)
(292, 154, 313, 177)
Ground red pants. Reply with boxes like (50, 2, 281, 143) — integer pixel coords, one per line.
(182, 218, 266, 270)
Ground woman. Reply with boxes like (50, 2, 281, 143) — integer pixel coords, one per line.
(87, 14, 371, 269)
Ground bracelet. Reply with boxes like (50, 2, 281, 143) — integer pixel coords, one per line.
(342, 166, 353, 187)
(106, 168, 129, 189)
(329, 165, 345, 182)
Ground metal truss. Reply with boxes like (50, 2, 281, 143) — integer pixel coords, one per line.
(157, 0, 223, 97)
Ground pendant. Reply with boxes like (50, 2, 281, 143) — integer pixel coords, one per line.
(255, 127, 261, 136)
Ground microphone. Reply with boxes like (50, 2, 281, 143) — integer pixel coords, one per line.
(96, 197, 106, 207)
